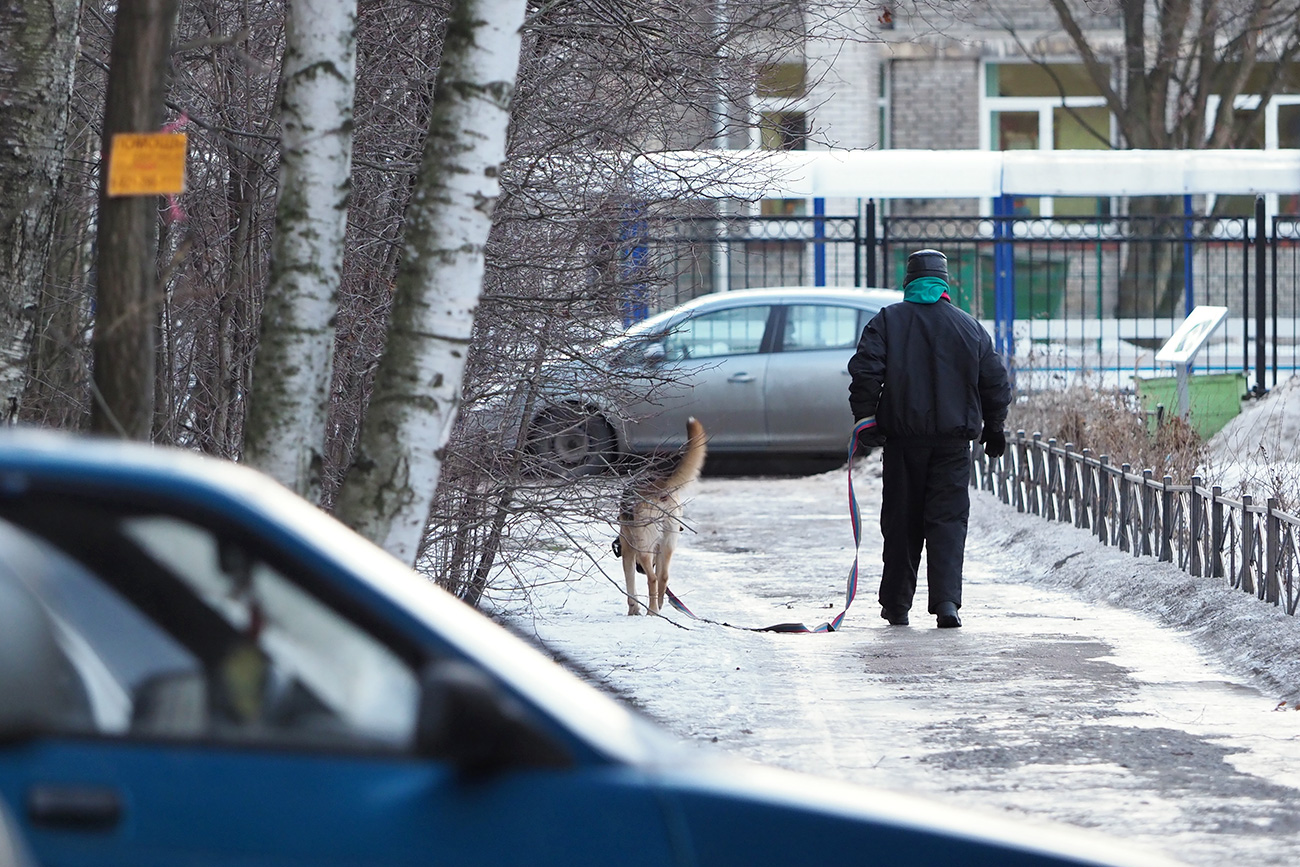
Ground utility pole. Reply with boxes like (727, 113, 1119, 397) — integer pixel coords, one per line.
(91, 0, 179, 439)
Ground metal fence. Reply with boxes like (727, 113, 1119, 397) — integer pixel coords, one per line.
(641, 214, 861, 311)
(880, 212, 1255, 382)
(973, 430, 1300, 616)
(641, 199, 1299, 390)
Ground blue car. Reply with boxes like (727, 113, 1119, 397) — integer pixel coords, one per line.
(0, 431, 1169, 867)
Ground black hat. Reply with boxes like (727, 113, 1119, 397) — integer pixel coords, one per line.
(905, 249, 948, 283)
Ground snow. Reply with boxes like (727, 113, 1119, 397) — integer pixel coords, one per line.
(489, 386, 1300, 866)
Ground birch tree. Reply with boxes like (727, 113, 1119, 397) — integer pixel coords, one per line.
(242, 0, 358, 499)
(0, 0, 81, 423)
(332, 0, 527, 562)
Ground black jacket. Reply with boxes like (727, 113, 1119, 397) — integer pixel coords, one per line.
(847, 298, 1010, 443)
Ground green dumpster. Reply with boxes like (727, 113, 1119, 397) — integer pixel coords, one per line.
(1133, 371, 1247, 439)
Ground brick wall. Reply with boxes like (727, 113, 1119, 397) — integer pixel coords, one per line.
(886, 56, 982, 217)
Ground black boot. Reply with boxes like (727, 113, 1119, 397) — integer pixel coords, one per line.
(880, 606, 909, 626)
(935, 601, 961, 628)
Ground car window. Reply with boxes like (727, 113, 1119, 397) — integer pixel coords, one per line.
(781, 305, 862, 351)
(663, 306, 771, 360)
(0, 510, 419, 752)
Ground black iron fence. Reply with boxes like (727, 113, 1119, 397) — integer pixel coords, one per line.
(640, 214, 861, 311)
(880, 212, 1255, 382)
(973, 430, 1300, 616)
(640, 199, 1298, 390)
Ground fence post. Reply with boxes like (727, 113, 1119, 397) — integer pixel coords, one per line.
(1141, 469, 1154, 556)
(1061, 442, 1074, 525)
(1189, 475, 1203, 577)
(1030, 432, 1043, 516)
(1078, 448, 1093, 530)
(1046, 438, 1059, 522)
(863, 199, 875, 288)
(1014, 430, 1028, 513)
(1241, 495, 1255, 595)
(1097, 456, 1110, 545)
(1119, 463, 1132, 553)
(996, 443, 1009, 504)
(1254, 195, 1268, 397)
(1211, 485, 1224, 579)
(1272, 214, 1279, 390)
(880, 214, 890, 292)
(1267, 497, 1281, 605)
(1160, 474, 1174, 562)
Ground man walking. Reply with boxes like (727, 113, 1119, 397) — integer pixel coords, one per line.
(847, 249, 1011, 628)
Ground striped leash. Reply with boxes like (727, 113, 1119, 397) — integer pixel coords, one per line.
(664, 416, 875, 633)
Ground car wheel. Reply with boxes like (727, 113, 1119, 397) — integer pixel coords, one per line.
(528, 407, 616, 476)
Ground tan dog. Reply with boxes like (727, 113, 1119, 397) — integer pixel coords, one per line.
(616, 417, 707, 615)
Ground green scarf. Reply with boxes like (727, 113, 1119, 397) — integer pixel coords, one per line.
(903, 276, 949, 304)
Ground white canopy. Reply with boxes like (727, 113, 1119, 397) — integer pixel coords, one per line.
(629, 148, 1300, 199)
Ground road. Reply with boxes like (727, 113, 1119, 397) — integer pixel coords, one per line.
(497, 460, 1300, 866)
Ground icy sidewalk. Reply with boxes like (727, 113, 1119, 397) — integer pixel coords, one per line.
(494, 459, 1300, 867)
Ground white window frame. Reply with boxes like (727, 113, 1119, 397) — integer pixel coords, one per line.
(750, 87, 811, 218)
(979, 60, 1112, 219)
(1204, 93, 1300, 219)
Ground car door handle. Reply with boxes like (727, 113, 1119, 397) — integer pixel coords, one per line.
(27, 785, 123, 831)
(727, 373, 756, 383)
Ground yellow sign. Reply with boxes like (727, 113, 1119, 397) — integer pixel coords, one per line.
(106, 132, 187, 196)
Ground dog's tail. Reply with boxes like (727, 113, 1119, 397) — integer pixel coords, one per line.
(664, 417, 707, 490)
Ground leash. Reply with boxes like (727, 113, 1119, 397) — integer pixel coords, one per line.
(663, 416, 875, 633)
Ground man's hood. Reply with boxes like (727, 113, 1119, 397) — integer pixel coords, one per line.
(903, 276, 950, 304)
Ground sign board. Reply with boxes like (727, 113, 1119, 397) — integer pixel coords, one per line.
(106, 132, 187, 197)
(1154, 305, 1229, 365)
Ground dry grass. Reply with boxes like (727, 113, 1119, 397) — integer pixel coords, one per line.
(1007, 385, 1206, 483)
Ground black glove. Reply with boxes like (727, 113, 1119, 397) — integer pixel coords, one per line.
(979, 427, 1007, 459)
(854, 418, 886, 453)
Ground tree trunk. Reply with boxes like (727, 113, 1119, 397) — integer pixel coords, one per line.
(334, 0, 527, 563)
(91, 0, 179, 439)
(1116, 196, 1185, 319)
(0, 0, 81, 423)
(243, 0, 358, 499)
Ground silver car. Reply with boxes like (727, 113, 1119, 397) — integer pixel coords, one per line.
(526, 286, 903, 472)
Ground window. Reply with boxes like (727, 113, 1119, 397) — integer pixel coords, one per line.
(982, 62, 1112, 218)
(1205, 78, 1300, 217)
(753, 61, 809, 217)
(781, 305, 861, 351)
(758, 110, 807, 151)
(1280, 103, 1300, 215)
(987, 63, 1103, 98)
(663, 306, 771, 360)
(0, 509, 419, 751)
(757, 63, 807, 99)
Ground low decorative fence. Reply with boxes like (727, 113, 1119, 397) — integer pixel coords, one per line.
(972, 430, 1300, 616)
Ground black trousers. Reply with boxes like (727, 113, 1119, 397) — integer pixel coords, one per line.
(878, 441, 972, 615)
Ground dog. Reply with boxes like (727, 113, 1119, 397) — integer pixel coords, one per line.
(613, 417, 707, 616)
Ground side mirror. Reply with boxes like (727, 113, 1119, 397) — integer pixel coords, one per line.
(642, 342, 666, 365)
(415, 660, 572, 779)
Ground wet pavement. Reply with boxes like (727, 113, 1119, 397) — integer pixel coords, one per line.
(500, 462, 1300, 866)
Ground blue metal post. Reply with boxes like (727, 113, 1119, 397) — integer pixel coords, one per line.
(619, 204, 649, 326)
(1183, 194, 1195, 316)
(813, 197, 826, 286)
(993, 194, 1016, 357)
